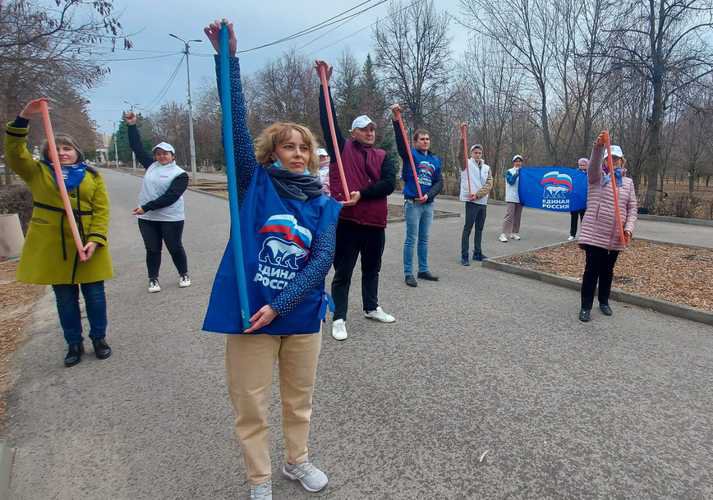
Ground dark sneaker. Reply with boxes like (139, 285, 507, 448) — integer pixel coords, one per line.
(64, 343, 84, 367)
(417, 271, 439, 281)
(473, 253, 486, 262)
(92, 338, 112, 360)
(579, 309, 591, 322)
(599, 303, 613, 316)
(405, 275, 418, 287)
(460, 256, 470, 266)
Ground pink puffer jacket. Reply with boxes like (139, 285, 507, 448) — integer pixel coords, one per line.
(578, 145, 638, 251)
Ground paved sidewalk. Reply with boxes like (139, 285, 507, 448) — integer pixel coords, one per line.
(5, 170, 713, 499)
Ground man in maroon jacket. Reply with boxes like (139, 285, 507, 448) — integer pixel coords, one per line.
(317, 60, 397, 341)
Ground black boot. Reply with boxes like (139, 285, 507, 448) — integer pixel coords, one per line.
(64, 343, 84, 367)
(92, 338, 112, 360)
(599, 303, 613, 316)
(579, 309, 591, 322)
(417, 271, 439, 281)
(405, 275, 418, 287)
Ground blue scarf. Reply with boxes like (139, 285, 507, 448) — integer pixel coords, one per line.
(43, 161, 87, 190)
(602, 167, 623, 187)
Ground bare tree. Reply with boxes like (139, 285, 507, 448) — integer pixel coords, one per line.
(605, 0, 713, 208)
(374, 0, 451, 128)
(460, 0, 560, 161)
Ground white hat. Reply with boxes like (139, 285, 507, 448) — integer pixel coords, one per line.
(316, 148, 329, 157)
(152, 142, 175, 154)
(604, 145, 624, 158)
(512, 154, 523, 162)
(469, 144, 483, 153)
(350, 115, 374, 131)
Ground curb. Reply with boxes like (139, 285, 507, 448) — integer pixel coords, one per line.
(637, 213, 713, 227)
(0, 440, 14, 499)
(482, 258, 713, 326)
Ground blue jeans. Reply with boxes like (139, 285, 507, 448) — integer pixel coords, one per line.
(403, 200, 434, 276)
(52, 281, 107, 345)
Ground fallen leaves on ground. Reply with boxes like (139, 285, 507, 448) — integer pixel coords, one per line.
(499, 240, 713, 312)
(0, 260, 44, 425)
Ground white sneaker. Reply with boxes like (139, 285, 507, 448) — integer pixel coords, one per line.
(148, 279, 161, 293)
(332, 319, 347, 340)
(249, 480, 272, 500)
(364, 306, 395, 323)
(282, 461, 328, 493)
(498, 233, 508, 243)
(511, 233, 521, 240)
(179, 274, 191, 288)
(567, 235, 575, 241)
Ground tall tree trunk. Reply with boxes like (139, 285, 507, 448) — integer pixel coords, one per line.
(644, 68, 664, 209)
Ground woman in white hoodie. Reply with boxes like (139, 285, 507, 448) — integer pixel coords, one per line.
(500, 154, 524, 242)
(125, 112, 190, 293)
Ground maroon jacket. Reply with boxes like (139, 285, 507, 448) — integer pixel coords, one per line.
(329, 140, 389, 227)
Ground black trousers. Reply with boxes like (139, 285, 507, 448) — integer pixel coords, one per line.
(331, 220, 385, 321)
(570, 209, 586, 237)
(461, 202, 487, 257)
(580, 244, 619, 309)
(137, 219, 188, 279)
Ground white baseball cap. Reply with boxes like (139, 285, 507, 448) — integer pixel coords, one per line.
(350, 115, 374, 131)
(604, 145, 624, 158)
(316, 148, 329, 157)
(512, 154, 523, 162)
(152, 142, 175, 154)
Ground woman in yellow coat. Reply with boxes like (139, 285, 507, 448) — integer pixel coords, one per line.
(5, 98, 114, 367)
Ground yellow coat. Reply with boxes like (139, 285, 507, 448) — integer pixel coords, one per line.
(5, 122, 113, 284)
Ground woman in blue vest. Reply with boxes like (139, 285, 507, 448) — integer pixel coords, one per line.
(202, 20, 340, 500)
(124, 112, 190, 293)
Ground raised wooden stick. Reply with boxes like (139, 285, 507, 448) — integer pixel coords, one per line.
(39, 100, 87, 262)
(393, 108, 423, 199)
(317, 64, 350, 202)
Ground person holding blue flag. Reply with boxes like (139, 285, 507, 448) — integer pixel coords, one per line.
(568, 157, 589, 240)
(499, 155, 525, 242)
(390, 104, 443, 287)
(202, 20, 339, 500)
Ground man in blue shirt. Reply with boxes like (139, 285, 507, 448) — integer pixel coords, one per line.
(390, 104, 443, 287)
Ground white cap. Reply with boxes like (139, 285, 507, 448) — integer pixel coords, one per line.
(316, 148, 329, 157)
(512, 154, 523, 162)
(350, 115, 374, 131)
(152, 142, 175, 154)
(604, 145, 624, 158)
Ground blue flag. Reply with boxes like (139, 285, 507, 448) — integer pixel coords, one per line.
(517, 166, 587, 212)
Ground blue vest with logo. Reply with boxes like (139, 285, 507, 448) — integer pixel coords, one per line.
(203, 167, 340, 335)
(402, 147, 441, 199)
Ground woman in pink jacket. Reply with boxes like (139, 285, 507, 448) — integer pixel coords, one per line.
(578, 132, 637, 322)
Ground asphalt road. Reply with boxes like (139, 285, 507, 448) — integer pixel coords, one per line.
(5, 169, 713, 499)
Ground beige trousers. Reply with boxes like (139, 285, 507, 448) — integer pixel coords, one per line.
(502, 202, 523, 234)
(225, 331, 322, 485)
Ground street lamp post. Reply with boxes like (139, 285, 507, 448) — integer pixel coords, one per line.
(169, 33, 201, 185)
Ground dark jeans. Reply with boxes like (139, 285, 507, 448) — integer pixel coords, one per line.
(461, 202, 487, 257)
(331, 220, 385, 321)
(570, 209, 586, 237)
(138, 219, 188, 279)
(580, 245, 619, 309)
(52, 281, 107, 345)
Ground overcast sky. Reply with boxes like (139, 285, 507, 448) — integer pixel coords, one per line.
(86, 0, 470, 133)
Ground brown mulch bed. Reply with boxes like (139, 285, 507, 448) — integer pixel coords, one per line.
(498, 240, 713, 313)
(0, 260, 44, 425)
